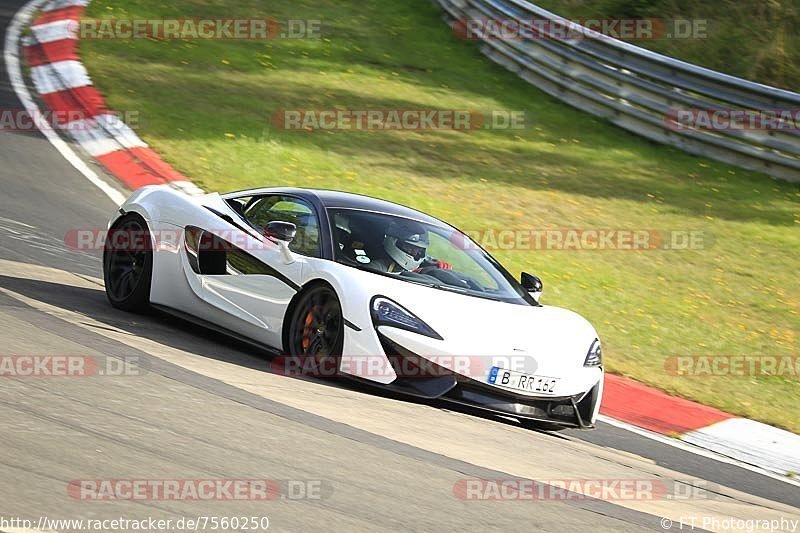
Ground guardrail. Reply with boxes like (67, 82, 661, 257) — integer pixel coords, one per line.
(436, 0, 800, 182)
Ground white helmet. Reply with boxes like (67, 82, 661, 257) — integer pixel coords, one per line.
(383, 220, 429, 271)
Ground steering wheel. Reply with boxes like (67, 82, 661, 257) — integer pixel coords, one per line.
(420, 268, 484, 292)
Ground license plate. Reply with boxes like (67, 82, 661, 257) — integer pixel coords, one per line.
(488, 367, 559, 395)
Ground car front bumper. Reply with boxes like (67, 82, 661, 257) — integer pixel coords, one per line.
(441, 377, 601, 429)
(376, 333, 603, 429)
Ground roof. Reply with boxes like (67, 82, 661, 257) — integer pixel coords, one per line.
(223, 187, 447, 226)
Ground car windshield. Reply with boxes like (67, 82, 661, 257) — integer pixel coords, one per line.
(328, 209, 535, 305)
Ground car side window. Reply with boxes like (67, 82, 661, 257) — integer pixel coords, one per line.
(243, 195, 320, 257)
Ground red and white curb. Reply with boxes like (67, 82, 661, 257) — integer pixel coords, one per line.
(602, 375, 800, 478)
(8, 0, 799, 485)
(21, 0, 203, 195)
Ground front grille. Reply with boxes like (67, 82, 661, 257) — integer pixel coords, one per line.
(447, 380, 579, 424)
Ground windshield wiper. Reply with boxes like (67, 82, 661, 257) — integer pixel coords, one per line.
(429, 283, 512, 303)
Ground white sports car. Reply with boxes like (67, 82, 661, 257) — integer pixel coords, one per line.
(103, 185, 604, 429)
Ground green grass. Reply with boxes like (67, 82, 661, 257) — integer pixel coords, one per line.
(532, 0, 800, 91)
(80, 0, 799, 432)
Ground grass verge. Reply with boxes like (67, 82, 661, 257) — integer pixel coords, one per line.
(80, 0, 799, 431)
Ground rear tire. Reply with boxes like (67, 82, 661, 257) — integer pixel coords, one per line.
(103, 213, 153, 313)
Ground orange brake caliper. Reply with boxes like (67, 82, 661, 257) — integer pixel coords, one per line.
(301, 306, 318, 351)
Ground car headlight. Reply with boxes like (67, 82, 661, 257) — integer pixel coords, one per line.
(584, 339, 602, 367)
(370, 296, 443, 340)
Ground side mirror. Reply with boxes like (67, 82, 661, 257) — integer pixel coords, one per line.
(520, 272, 543, 298)
(265, 221, 296, 243)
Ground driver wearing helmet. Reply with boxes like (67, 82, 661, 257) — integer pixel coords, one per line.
(372, 220, 451, 273)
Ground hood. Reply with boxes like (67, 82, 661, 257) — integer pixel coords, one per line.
(374, 278, 600, 380)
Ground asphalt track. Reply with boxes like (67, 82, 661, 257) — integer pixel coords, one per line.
(0, 0, 798, 530)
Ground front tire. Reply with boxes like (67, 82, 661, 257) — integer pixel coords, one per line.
(287, 284, 344, 376)
(103, 213, 153, 312)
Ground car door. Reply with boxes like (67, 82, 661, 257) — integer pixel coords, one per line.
(189, 194, 322, 349)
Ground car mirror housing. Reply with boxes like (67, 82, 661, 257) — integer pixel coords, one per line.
(520, 272, 543, 298)
(265, 221, 297, 243)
